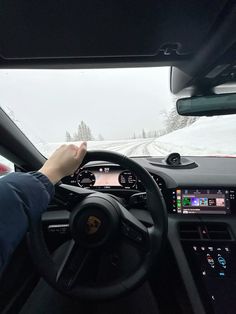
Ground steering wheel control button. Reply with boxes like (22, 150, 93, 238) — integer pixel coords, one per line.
(121, 222, 144, 244)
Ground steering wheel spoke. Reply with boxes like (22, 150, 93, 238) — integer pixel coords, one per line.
(56, 240, 92, 290)
(118, 204, 150, 251)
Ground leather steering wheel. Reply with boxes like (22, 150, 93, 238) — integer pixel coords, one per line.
(28, 151, 167, 300)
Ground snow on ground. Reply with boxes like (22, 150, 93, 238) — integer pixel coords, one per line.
(1, 115, 236, 172)
(39, 115, 236, 158)
(154, 115, 236, 156)
(37, 138, 157, 158)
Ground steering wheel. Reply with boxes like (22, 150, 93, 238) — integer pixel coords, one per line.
(28, 151, 167, 300)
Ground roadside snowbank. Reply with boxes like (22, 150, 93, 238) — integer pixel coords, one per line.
(155, 115, 236, 156)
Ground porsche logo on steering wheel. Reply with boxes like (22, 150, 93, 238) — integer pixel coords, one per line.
(86, 216, 101, 235)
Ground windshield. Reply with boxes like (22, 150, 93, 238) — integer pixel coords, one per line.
(1, 67, 236, 158)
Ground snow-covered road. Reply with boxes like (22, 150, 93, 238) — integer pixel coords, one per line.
(38, 138, 169, 158)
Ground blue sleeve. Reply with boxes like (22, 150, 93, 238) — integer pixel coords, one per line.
(0, 172, 55, 275)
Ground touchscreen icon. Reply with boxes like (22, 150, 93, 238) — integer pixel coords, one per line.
(182, 197, 191, 206)
(208, 198, 216, 206)
(200, 198, 208, 206)
(191, 197, 199, 206)
(216, 198, 225, 207)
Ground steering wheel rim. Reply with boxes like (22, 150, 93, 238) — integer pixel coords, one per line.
(28, 151, 168, 300)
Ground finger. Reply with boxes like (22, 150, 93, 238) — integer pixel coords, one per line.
(58, 144, 67, 150)
(79, 141, 87, 152)
(75, 142, 87, 163)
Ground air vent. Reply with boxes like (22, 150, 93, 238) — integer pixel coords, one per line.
(207, 223, 231, 240)
(179, 223, 201, 239)
(179, 223, 232, 240)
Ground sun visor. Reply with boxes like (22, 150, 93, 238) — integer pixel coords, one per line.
(0, 0, 228, 61)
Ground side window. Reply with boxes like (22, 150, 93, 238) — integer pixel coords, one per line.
(0, 155, 14, 177)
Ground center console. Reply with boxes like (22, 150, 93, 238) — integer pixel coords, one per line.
(169, 187, 236, 314)
(183, 241, 236, 314)
(179, 222, 236, 314)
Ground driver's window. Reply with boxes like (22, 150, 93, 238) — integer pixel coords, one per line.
(0, 155, 14, 178)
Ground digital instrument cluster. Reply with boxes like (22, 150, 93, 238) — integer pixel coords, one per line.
(171, 188, 236, 215)
(62, 165, 165, 191)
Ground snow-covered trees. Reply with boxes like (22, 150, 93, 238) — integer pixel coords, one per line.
(130, 102, 198, 140)
(163, 104, 198, 134)
(75, 121, 93, 141)
(65, 121, 104, 141)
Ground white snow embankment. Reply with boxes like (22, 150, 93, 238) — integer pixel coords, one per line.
(154, 115, 236, 156)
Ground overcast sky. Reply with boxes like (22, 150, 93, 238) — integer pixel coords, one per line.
(0, 67, 173, 143)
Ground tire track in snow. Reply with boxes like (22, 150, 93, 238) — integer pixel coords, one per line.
(124, 140, 153, 156)
(141, 139, 158, 156)
(151, 140, 172, 155)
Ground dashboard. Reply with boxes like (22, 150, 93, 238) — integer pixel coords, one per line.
(61, 157, 236, 216)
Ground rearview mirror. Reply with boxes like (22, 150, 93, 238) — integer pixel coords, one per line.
(177, 93, 236, 116)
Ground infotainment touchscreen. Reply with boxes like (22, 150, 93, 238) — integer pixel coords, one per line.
(172, 188, 236, 214)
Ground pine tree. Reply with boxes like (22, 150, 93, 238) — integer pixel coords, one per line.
(142, 129, 146, 138)
(76, 121, 94, 140)
(65, 131, 72, 142)
(98, 134, 104, 141)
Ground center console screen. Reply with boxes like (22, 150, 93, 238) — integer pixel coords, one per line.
(172, 188, 236, 214)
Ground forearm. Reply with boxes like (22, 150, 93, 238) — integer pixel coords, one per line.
(0, 143, 86, 275)
(0, 172, 54, 274)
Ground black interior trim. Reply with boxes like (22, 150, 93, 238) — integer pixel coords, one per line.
(171, 1, 236, 94)
(0, 108, 45, 170)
